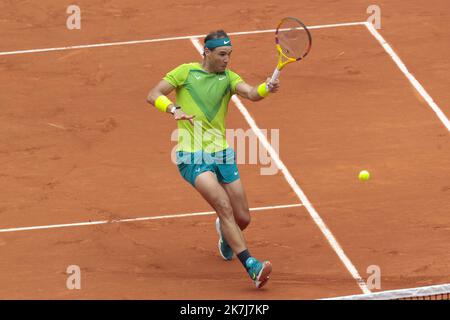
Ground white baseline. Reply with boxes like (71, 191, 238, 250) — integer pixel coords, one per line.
(0, 21, 365, 56)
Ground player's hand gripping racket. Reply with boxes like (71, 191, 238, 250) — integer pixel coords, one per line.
(268, 17, 312, 88)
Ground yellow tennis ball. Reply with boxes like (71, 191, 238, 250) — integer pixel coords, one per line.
(359, 170, 370, 181)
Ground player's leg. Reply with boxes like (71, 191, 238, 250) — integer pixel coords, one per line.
(211, 149, 248, 258)
(195, 171, 271, 288)
(194, 171, 247, 254)
(213, 149, 272, 288)
(176, 151, 237, 260)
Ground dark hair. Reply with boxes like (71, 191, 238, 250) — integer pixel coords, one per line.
(203, 30, 229, 56)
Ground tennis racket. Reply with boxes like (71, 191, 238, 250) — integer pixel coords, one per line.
(268, 17, 312, 86)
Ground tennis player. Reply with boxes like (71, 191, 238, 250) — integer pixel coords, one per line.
(147, 30, 280, 289)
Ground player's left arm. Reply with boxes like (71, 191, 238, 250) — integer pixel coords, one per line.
(235, 78, 280, 101)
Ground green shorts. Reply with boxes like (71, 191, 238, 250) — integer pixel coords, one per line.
(176, 148, 240, 187)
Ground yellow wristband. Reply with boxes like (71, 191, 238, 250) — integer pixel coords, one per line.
(154, 95, 173, 113)
(257, 83, 270, 98)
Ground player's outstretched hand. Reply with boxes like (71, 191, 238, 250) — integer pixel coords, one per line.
(266, 77, 280, 93)
(174, 109, 195, 125)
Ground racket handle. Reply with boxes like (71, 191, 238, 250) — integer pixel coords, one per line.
(268, 68, 280, 88)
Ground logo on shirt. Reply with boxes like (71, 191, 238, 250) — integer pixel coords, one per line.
(218, 76, 226, 80)
(194, 74, 201, 80)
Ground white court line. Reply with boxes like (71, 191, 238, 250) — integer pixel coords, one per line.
(0, 203, 302, 233)
(364, 22, 450, 132)
(190, 38, 371, 295)
(0, 21, 365, 56)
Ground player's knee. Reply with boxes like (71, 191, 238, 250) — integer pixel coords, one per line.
(236, 210, 251, 230)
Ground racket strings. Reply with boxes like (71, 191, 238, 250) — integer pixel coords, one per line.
(277, 20, 311, 60)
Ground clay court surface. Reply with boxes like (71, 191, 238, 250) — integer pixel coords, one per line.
(0, 0, 449, 299)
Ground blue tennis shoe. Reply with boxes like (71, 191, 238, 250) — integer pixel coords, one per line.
(245, 257, 272, 289)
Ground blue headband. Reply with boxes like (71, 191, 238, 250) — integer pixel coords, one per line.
(204, 37, 232, 49)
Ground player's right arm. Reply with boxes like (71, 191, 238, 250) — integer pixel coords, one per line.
(146, 79, 195, 125)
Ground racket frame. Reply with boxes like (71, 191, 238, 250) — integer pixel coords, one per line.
(269, 17, 312, 84)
